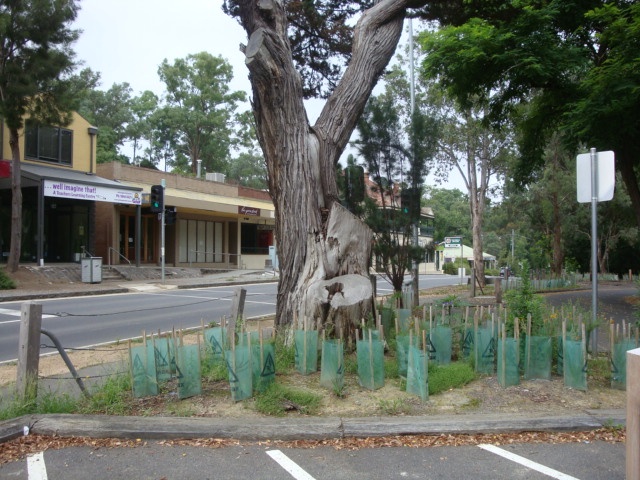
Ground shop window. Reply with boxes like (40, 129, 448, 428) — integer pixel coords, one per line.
(241, 223, 272, 254)
(25, 123, 73, 165)
(178, 219, 223, 263)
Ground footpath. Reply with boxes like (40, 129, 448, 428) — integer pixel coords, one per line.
(0, 265, 627, 444)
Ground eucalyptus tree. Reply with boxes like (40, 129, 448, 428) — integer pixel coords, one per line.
(0, 0, 81, 272)
(422, 88, 512, 287)
(423, 186, 470, 244)
(223, 0, 461, 332)
(78, 82, 134, 164)
(127, 90, 159, 166)
(157, 52, 246, 176)
(226, 110, 268, 189)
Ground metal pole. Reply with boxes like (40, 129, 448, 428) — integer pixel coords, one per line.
(409, 18, 419, 307)
(590, 148, 598, 353)
(460, 236, 464, 285)
(135, 204, 141, 268)
(161, 179, 166, 284)
(511, 229, 515, 265)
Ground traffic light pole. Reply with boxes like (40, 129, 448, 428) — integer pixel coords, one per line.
(161, 179, 166, 284)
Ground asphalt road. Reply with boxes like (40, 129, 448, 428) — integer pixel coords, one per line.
(0, 275, 462, 364)
(0, 439, 625, 479)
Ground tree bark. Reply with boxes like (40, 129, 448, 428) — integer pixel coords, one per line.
(235, 0, 407, 332)
(617, 149, 640, 230)
(7, 128, 22, 272)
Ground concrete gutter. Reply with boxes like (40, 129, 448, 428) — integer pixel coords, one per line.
(0, 410, 625, 443)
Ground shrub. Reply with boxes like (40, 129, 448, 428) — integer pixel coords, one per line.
(442, 262, 457, 275)
(428, 362, 475, 395)
(0, 268, 16, 290)
(503, 260, 545, 335)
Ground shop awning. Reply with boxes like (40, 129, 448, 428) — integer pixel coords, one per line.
(0, 162, 143, 205)
(119, 180, 275, 218)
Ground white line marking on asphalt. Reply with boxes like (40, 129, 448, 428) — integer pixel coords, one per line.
(0, 319, 20, 325)
(27, 451, 48, 480)
(478, 444, 580, 480)
(266, 449, 316, 480)
(0, 308, 57, 319)
(140, 291, 277, 306)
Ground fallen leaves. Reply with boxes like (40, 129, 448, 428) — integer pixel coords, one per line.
(0, 428, 624, 465)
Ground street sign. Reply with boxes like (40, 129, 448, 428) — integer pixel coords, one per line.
(444, 236, 462, 247)
(576, 150, 615, 203)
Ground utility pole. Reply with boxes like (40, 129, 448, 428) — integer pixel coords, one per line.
(409, 18, 419, 308)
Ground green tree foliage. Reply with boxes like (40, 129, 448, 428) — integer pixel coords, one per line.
(226, 151, 268, 190)
(127, 90, 158, 166)
(225, 110, 267, 188)
(0, 0, 81, 271)
(78, 81, 134, 164)
(418, 1, 640, 229)
(423, 186, 470, 242)
(157, 52, 246, 175)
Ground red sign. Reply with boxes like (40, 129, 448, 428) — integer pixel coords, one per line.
(0, 160, 10, 179)
(238, 205, 260, 216)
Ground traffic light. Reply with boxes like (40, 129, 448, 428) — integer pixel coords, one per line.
(400, 189, 411, 215)
(400, 187, 422, 221)
(165, 207, 177, 225)
(150, 184, 164, 213)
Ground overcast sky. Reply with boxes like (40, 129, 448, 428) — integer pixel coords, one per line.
(73, 0, 251, 95)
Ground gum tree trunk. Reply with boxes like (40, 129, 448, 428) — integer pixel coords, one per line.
(7, 128, 22, 273)
(234, 0, 406, 333)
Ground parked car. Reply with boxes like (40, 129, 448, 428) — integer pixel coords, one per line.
(500, 267, 513, 277)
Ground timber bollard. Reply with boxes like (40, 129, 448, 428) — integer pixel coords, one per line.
(494, 278, 502, 304)
(230, 287, 247, 322)
(628, 347, 640, 480)
(16, 302, 42, 402)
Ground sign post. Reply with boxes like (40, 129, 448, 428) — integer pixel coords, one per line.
(445, 236, 464, 284)
(576, 149, 615, 353)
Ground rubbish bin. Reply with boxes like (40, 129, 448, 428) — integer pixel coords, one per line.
(81, 257, 102, 283)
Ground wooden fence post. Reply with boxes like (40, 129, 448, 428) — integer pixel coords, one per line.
(494, 278, 502, 304)
(628, 347, 640, 480)
(230, 287, 247, 323)
(16, 302, 43, 401)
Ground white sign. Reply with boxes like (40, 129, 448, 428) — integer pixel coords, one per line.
(576, 150, 615, 203)
(444, 236, 462, 247)
(44, 180, 142, 205)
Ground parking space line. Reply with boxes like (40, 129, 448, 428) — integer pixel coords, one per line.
(27, 451, 48, 480)
(478, 444, 579, 480)
(266, 449, 316, 480)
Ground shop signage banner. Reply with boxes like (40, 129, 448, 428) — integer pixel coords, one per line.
(44, 179, 142, 205)
(238, 205, 260, 216)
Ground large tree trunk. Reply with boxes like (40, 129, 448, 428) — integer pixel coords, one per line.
(7, 128, 22, 273)
(468, 135, 487, 288)
(236, 0, 406, 333)
(617, 149, 640, 230)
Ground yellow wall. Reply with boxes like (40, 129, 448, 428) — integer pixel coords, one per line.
(2, 111, 97, 173)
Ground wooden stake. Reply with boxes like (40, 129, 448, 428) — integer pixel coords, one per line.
(369, 329, 374, 388)
(501, 322, 506, 386)
(128, 339, 133, 394)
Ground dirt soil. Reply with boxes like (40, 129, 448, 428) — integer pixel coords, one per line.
(0, 267, 628, 419)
